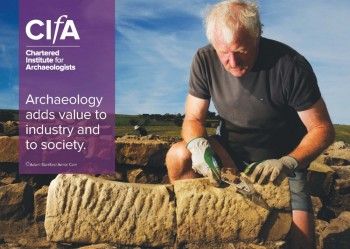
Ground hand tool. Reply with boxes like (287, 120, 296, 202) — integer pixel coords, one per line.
(221, 166, 270, 210)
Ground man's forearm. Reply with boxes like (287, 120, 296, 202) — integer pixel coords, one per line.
(181, 119, 207, 144)
(288, 124, 335, 169)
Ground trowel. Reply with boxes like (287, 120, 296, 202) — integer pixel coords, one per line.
(221, 166, 270, 210)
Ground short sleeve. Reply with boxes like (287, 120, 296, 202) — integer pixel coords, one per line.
(284, 56, 321, 111)
(188, 50, 211, 99)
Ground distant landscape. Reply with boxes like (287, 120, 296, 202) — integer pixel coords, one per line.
(1, 109, 350, 143)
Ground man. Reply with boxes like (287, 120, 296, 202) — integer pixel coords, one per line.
(165, 0, 335, 248)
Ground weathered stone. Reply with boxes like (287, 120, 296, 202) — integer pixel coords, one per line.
(250, 179, 290, 210)
(0, 176, 16, 185)
(323, 142, 350, 166)
(308, 161, 336, 198)
(126, 168, 160, 184)
(116, 137, 170, 167)
(185, 241, 286, 249)
(326, 193, 349, 218)
(311, 196, 322, 218)
(3, 121, 19, 136)
(78, 244, 117, 249)
(315, 219, 329, 249)
(320, 211, 350, 249)
(261, 212, 291, 242)
(98, 171, 125, 182)
(328, 141, 348, 150)
(0, 218, 32, 237)
(45, 174, 176, 247)
(331, 166, 350, 193)
(0, 182, 33, 219)
(34, 185, 48, 221)
(0, 136, 19, 163)
(78, 244, 149, 249)
(174, 178, 291, 244)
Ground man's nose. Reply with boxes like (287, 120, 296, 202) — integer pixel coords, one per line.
(228, 52, 239, 67)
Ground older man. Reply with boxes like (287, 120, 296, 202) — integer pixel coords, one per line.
(166, 0, 334, 248)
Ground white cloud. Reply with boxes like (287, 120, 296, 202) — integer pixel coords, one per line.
(116, 1, 208, 114)
(116, 0, 213, 23)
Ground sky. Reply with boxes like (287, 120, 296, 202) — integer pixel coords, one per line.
(0, 0, 349, 124)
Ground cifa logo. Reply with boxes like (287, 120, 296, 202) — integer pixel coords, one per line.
(25, 15, 80, 44)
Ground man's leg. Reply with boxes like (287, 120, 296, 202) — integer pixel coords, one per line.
(290, 211, 315, 249)
(166, 136, 237, 183)
(288, 171, 315, 249)
(165, 140, 197, 183)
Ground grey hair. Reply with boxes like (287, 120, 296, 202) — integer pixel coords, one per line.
(204, 0, 262, 44)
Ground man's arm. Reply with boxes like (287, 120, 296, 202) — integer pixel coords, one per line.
(181, 94, 222, 184)
(250, 97, 335, 184)
(289, 97, 335, 169)
(181, 94, 210, 143)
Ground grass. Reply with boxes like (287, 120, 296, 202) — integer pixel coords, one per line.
(334, 124, 350, 144)
(1, 110, 349, 143)
(117, 124, 350, 143)
(116, 125, 216, 137)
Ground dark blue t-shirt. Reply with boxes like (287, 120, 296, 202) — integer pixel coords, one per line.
(189, 37, 321, 168)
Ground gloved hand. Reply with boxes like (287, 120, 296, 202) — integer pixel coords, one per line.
(249, 156, 298, 184)
(187, 137, 221, 185)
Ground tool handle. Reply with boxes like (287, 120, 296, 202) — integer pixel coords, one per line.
(243, 162, 260, 175)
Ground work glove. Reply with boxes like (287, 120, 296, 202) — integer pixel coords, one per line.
(187, 137, 221, 186)
(249, 156, 298, 184)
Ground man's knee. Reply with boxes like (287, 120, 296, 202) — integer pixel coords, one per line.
(166, 141, 195, 182)
(166, 141, 191, 169)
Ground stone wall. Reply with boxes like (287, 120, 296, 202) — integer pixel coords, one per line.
(1, 136, 350, 248)
(44, 174, 291, 248)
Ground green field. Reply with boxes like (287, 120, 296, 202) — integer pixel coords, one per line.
(0, 110, 349, 143)
(116, 114, 350, 143)
(334, 124, 350, 144)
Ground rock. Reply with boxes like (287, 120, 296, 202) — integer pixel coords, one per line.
(0, 176, 16, 185)
(331, 166, 350, 194)
(324, 155, 350, 166)
(3, 121, 19, 136)
(116, 136, 170, 167)
(308, 161, 336, 198)
(184, 241, 286, 249)
(320, 211, 350, 249)
(329, 193, 350, 217)
(34, 185, 48, 221)
(44, 175, 292, 247)
(260, 212, 291, 242)
(139, 134, 158, 140)
(328, 141, 347, 150)
(0, 136, 19, 163)
(45, 174, 176, 247)
(126, 168, 160, 183)
(98, 171, 125, 182)
(78, 244, 118, 249)
(0, 219, 32, 238)
(174, 178, 291, 244)
(322, 142, 350, 166)
(0, 182, 33, 219)
(311, 196, 322, 217)
(315, 219, 329, 249)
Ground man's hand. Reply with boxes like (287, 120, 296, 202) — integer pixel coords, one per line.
(187, 137, 221, 185)
(249, 156, 298, 184)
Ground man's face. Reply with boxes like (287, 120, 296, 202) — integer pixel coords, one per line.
(212, 28, 259, 77)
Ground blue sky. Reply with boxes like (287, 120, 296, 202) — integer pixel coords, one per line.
(0, 0, 349, 124)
